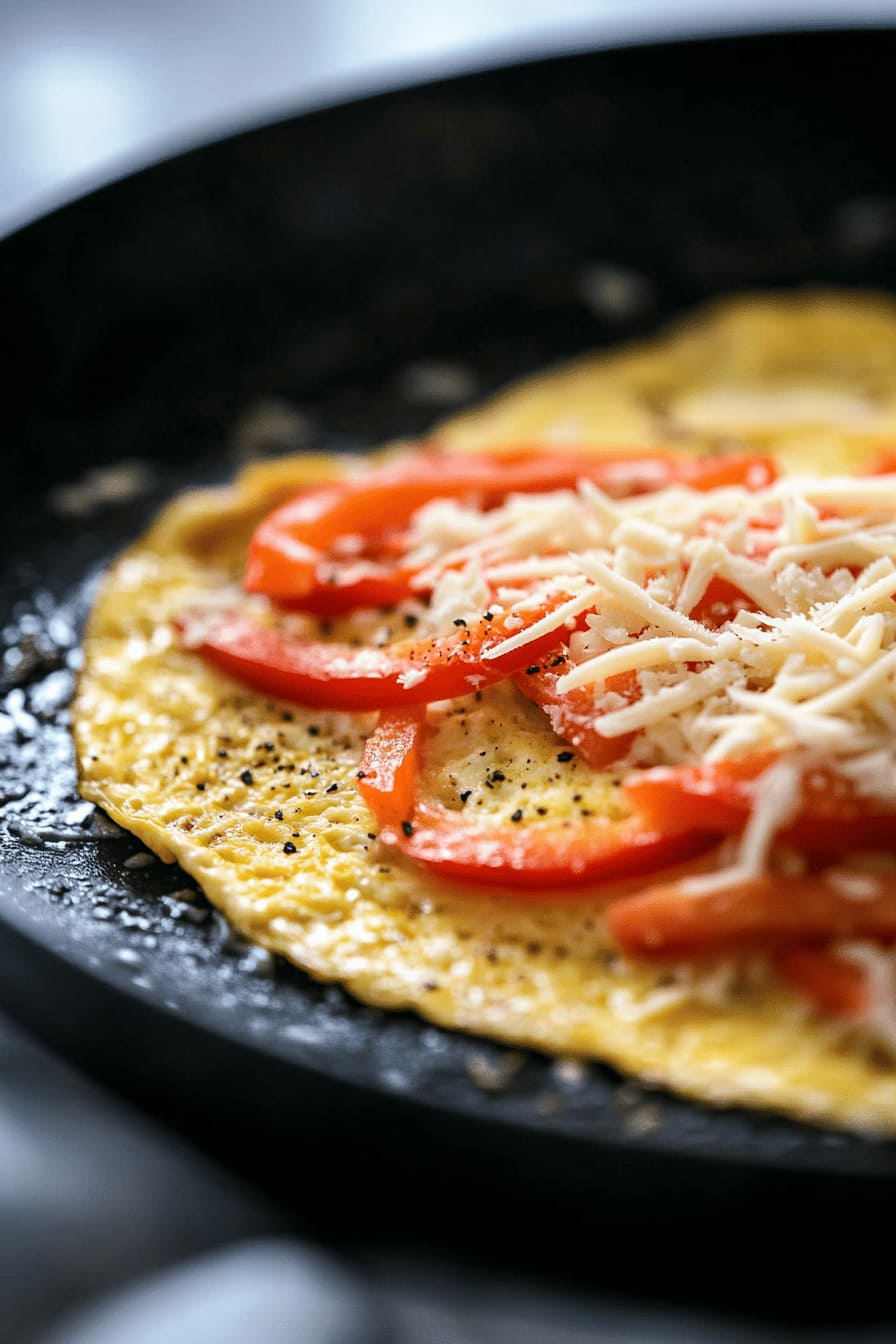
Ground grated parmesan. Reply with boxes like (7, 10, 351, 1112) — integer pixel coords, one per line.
(390, 469, 896, 867)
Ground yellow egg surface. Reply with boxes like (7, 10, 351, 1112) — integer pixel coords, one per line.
(74, 292, 896, 1133)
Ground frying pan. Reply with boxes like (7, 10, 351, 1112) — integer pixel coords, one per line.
(4, 25, 896, 1328)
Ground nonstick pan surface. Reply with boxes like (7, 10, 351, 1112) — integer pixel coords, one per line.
(4, 27, 896, 1301)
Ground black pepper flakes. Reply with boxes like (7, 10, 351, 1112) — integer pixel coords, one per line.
(511, 808, 523, 823)
(240, 770, 254, 785)
(459, 790, 472, 804)
(307, 725, 320, 736)
(453, 617, 467, 627)
(403, 613, 419, 629)
(325, 782, 339, 794)
(556, 751, 574, 762)
(195, 782, 206, 791)
(274, 809, 283, 821)
(401, 820, 414, 837)
(525, 665, 540, 675)
(283, 841, 297, 854)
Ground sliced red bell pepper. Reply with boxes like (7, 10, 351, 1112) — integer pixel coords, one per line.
(775, 947, 871, 1017)
(178, 589, 577, 712)
(245, 449, 777, 612)
(689, 576, 757, 626)
(382, 804, 710, 888)
(624, 754, 896, 856)
(514, 656, 638, 769)
(357, 709, 713, 888)
(355, 709, 422, 829)
(862, 449, 896, 476)
(607, 870, 896, 959)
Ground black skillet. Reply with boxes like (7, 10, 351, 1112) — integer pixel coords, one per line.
(4, 25, 896, 1328)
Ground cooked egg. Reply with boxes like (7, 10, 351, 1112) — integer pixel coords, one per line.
(74, 292, 896, 1133)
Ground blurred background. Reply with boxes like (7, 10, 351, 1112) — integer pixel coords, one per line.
(4, 2, 896, 1342)
(5, 0, 896, 234)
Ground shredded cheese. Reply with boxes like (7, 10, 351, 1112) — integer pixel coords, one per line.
(395, 468, 896, 845)
(680, 759, 803, 895)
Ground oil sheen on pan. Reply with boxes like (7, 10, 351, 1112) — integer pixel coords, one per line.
(73, 292, 896, 1134)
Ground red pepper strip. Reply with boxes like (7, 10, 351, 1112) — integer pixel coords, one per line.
(514, 656, 637, 769)
(775, 947, 871, 1017)
(178, 590, 575, 712)
(624, 753, 896, 856)
(357, 710, 714, 888)
(862, 449, 896, 475)
(245, 450, 778, 611)
(355, 711, 421, 829)
(607, 871, 896, 960)
(689, 576, 757, 626)
(611, 452, 777, 493)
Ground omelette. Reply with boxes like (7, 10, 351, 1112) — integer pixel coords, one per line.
(74, 292, 896, 1134)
